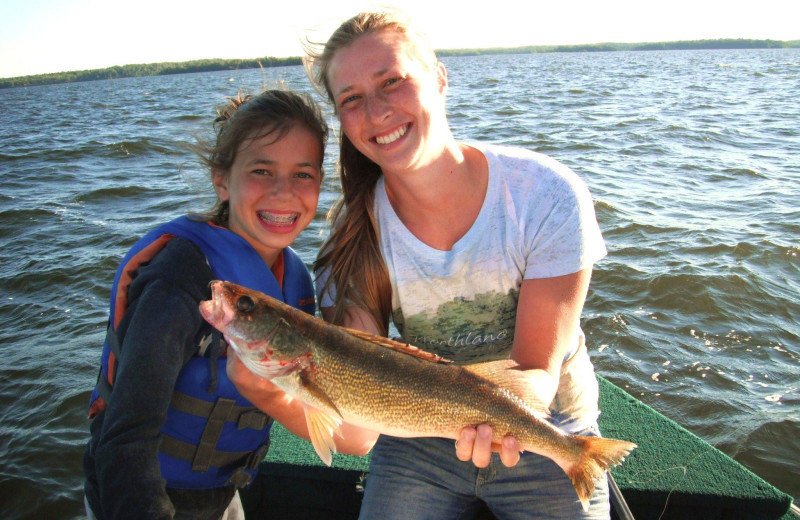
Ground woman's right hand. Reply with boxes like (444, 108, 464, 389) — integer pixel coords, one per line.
(455, 424, 521, 468)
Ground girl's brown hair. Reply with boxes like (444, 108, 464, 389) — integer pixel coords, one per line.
(304, 11, 438, 335)
(194, 88, 328, 226)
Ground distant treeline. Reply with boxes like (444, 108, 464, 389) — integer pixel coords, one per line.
(436, 38, 798, 57)
(0, 56, 302, 89)
(2, 39, 798, 89)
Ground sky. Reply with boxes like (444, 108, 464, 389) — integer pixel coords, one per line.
(1, 0, 798, 79)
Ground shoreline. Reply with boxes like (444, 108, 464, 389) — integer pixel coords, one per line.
(2, 38, 798, 89)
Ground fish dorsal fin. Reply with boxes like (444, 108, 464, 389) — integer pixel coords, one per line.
(341, 327, 451, 364)
(303, 403, 343, 467)
(463, 360, 550, 417)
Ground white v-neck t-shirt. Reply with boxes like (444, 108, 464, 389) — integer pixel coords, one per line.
(370, 143, 607, 366)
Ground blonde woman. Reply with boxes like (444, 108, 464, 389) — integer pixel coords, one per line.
(305, 10, 611, 519)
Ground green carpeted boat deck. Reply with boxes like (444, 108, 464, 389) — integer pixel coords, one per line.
(240, 375, 795, 519)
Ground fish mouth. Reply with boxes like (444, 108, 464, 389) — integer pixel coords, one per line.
(199, 281, 235, 332)
(374, 123, 410, 145)
(200, 282, 253, 358)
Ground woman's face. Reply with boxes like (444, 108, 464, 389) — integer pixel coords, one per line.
(214, 125, 322, 267)
(327, 29, 449, 175)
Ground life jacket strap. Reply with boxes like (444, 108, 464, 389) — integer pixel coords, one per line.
(169, 392, 272, 430)
(160, 394, 273, 486)
(237, 410, 270, 430)
(94, 367, 113, 404)
(224, 442, 271, 488)
(106, 323, 122, 358)
(159, 432, 270, 476)
(194, 397, 234, 472)
(89, 324, 122, 416)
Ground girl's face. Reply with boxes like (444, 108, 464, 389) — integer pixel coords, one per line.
(214, 125, 322, 267)
(327, 29, 449, 175)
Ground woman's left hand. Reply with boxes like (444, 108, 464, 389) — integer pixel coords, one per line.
(455, 424, 521, 468)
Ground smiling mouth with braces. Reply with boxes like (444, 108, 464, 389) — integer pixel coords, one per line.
(258, 212, 298, 224)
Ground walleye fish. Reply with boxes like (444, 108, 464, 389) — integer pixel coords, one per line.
(199, 280, 636, 510)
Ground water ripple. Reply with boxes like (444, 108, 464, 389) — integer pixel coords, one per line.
(1, 50, 798, 518)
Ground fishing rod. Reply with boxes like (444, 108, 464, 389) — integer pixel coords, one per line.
(608, 471, 636, 520)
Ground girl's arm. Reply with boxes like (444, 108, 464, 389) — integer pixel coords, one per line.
(93, 239, 212, 519)
(455, 268, 593, 467)
(227, 352, 379, 456)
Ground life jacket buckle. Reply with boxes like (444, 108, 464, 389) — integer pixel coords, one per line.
(237, 410, 272, 430)
(223, 440, 270, 488)
(225, 467, 253, 488)
(246, 439, 270, 470)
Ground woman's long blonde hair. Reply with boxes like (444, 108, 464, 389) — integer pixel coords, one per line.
(305, 11, 438, 335)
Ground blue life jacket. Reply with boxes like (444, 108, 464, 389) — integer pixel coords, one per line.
(88, 215, 315, 489)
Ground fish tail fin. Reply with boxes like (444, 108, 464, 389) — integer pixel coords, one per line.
(566, 436, 637, 511)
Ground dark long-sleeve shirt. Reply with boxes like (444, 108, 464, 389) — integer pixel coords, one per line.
(83, 237, 235, 520)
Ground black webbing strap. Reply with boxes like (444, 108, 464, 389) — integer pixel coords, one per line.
(169, 392, 272, 430)
(94, 370, 113, 403)
(164, 395, 272, 473)
(159, 434, 257, 469)
(106, 323, 122, 358)
(93, 324, 122, 403)
(160, 424, 271, 488)
(237, 410, 271, 430)
(192, 397, 235, 471)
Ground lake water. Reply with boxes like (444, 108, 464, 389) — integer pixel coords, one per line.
(1, 49, 798, 519)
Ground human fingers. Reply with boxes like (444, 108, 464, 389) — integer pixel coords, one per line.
(471, 424, 493, 468)
(499, 435, 521, 467)
(455, 427, 477, 461)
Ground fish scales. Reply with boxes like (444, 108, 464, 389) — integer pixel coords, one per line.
(262, 311, 553, 441)
(199, 280, 636, 511)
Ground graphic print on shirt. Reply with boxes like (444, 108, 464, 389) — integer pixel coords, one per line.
(393, 286, 520, 364)
(374, 143, 607, 366)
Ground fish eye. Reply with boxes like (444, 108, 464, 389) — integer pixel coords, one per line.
(237, 296, 255, 313)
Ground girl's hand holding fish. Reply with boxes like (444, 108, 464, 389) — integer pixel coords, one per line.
(226, 352, 300, 427)
(227, 348, 378, 457)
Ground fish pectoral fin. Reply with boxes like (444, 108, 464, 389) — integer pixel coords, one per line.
(341, 327, 451, 364)
(304, 404, 344, 467)
(463, 360, 550, 416)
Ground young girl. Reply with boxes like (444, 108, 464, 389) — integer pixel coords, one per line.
(83, 88, 373, 520)
(306, 10, 611, 519)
